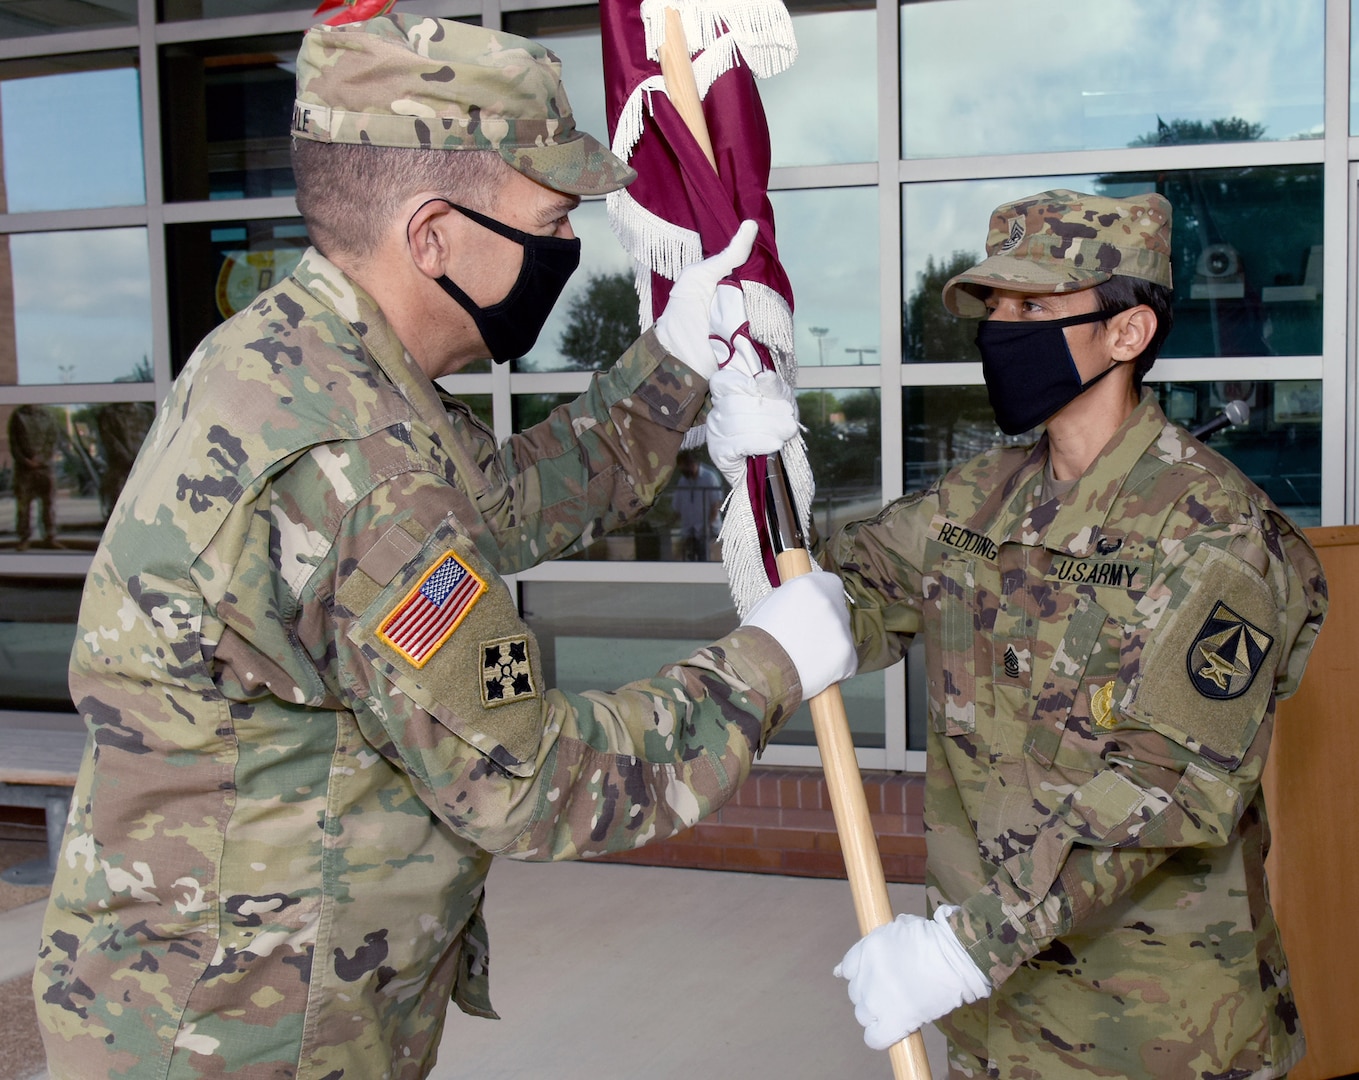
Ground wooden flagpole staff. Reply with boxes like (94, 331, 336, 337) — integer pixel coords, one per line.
(658, 10, 932, 1080)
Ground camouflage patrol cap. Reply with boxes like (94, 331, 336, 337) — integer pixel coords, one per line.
(942, 189, 1173, 318)
(291, 13, 635, 196)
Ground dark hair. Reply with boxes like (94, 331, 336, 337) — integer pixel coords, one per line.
(290, 140, 508, 259)
(1092, 275, 1174, 389)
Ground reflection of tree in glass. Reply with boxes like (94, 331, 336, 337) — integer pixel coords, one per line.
(904, 250, 980, 364)
(557, 271, 641, 371)
(1131, 116, 1265, 147)
(118, 355, 153, 384)
(798, 388, 880, 491)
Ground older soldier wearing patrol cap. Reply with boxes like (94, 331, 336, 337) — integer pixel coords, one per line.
(34, 13, 848, 1080)
(713, 189, 1327, 1077)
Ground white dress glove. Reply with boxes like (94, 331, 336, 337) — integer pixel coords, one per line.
(739, 567, 858, 700)
(654, 220, 759, 380)
(704, 366, 799, 490)
(834, 906, 992, 1051)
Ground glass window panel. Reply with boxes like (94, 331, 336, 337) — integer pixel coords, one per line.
(522, 579, 886, 750)
(2, 400, 152, 552)
(0, 576, 82, 710)
(166, 217, 308, 374)
(800, 386, 882, 538)
(2, 228, 152, 387)
(0, 1, 133, 38)
(517, 199, 637, 374)
(160, 34, 302, 203)
(772, 186, 880, 367)
(903, 166, 1324, 363)
(1153, 380, 1321, 526)
(1353, 0, 1359, 135)
(160, 0, 311, 18)
(763, 0, 876, 167)
(0, 54, 144, 212)
(901, 0, 1324, 159)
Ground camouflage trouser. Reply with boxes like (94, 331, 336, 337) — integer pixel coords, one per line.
(14, 465, 54, 542)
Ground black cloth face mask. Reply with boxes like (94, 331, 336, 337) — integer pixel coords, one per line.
(421, 198, 581, 364)
(974, 308, 1121, 435)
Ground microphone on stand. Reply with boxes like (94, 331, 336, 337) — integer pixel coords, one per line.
(1191, 399, 1249, 440)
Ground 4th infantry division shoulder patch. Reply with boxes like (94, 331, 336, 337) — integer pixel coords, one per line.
(379, 551, 486, 668)
(482, 636, 537, 706)
(1186, 601, 1274, 701)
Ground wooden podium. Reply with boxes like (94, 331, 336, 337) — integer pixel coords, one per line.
(1261, 525, 1359, 1080)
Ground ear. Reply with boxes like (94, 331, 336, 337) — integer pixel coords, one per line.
(1107, 304, 1156, 363)
(405, 196, 460, 281)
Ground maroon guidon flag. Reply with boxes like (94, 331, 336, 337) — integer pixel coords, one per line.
(601, 0, 812, 614)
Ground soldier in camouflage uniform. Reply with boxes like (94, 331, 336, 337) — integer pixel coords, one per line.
(34, 15, 852, 1079)
(8, 402, 62, 550)
(806, 191, 1327, 1077)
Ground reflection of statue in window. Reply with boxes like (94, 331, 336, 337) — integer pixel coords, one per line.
(672, 450, 723, 561)
(8, 403, 62, 550)
(96, 402, 155, 520)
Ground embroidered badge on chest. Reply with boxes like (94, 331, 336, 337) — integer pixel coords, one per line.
(1003, 645, 1021, 679)
(378, 551, 486, 668)
(1186, 601, 1274, 701)
(482, 636, 537, 706)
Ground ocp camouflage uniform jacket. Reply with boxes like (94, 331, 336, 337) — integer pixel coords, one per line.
(36, 248, 799, 1080)
(826, 392, 1326, 1079)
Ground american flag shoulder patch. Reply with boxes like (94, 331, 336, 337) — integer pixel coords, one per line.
(378, 550, 486, 668)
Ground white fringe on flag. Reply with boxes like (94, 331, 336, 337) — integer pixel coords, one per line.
(607, 7, 812, 615)
(606, 186, 703, 332)
(640, 0, 797, 79)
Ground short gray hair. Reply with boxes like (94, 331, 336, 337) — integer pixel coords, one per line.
(291, 140, 508, 259)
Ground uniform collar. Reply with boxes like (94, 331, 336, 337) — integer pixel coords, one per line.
(291, 246, 448, 428)
(1008, 389, 1168, 556)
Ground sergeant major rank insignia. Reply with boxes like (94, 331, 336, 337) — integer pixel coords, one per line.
(1186, 601, 1274, 701)
(482, 636, 536, 706)
(998, 217, 1025, 253)
(379, 551, 486, 669)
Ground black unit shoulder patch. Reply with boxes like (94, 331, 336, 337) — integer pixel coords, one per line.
(1186, 601, 1274, 701)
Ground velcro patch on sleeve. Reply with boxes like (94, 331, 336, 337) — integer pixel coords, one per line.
(377, 551, 486, 668)
(1125, 547, 1278, 770)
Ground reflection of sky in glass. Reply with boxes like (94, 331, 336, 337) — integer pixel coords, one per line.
(0, 67, 144, 212)
(764, 4, 876, 167)
(11, 229, 153, 385)
(534, 6, 876, 167)
(522, 200, 635, 373)
(1353, 0, 1359, 135)
(770, 187, 879, 366)
(902, 0, 1324, 157)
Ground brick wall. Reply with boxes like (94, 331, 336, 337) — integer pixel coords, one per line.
(601, 767, 927, 883)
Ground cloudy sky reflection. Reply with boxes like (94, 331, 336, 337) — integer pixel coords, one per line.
(902, 0, 1324, 157)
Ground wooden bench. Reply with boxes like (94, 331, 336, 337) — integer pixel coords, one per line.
(0, 726, 87, 886)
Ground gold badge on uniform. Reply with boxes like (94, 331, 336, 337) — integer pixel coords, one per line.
(1091, 680, 1117, 729)
(482, 636, 537, 707)
(1186, 601, 1273, 701)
